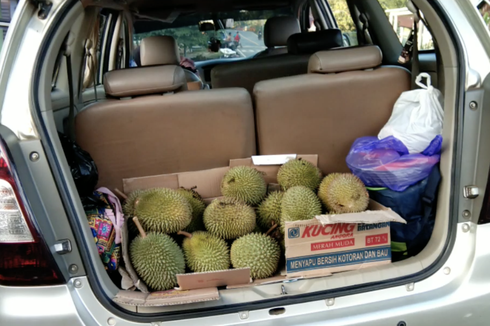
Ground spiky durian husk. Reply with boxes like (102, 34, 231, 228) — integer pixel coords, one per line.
(231, 233, 280, 279)
(277, 159, 322, 191)
(280, 186, 322, 232)
(182, 231, 230, 272)
(257, 191, 284, 230)
(203, 197, 256, 239)
(221, 166, 267, 206)
(322, 173, 369, 214)
(134, 188, 192, 233)
(175, 188, 206, 232)
(130, 232, 185, 291)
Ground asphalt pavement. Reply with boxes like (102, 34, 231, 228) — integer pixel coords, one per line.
(223, 30, 267, 58)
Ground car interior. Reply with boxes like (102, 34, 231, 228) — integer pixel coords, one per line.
(36, 0, 460, 316)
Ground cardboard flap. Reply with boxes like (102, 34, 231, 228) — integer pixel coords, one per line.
(315, 200, 407, 225)
(176, 268, 251, 290)
(114, 288, 220, 307)
(120, 218, 149, 293)
(177, 167, 229, 199)
(145, 288, 219, 306)
(123, 173, 179, 195)
(122, 166, 229, 198)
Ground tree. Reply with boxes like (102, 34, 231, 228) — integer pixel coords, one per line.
(378, 0, 407, 10)
(329, 0, 355, 31)
(329, 0, 407, 32)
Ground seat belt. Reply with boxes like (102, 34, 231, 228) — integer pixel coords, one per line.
(359, 13, 372, 45)
(407, 0, 421, 89)
(63, 32, 76, 142)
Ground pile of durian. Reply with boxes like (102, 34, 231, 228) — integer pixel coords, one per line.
(124, 159, 369, 291)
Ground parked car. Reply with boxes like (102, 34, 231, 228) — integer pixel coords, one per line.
(0, 0, 489, 325)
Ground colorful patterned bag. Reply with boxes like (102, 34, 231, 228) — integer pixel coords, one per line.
(85, 188, 124, 271)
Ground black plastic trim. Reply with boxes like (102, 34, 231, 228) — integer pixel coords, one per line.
(31, 0, 465, 323)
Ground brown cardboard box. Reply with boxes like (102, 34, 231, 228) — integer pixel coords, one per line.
(284, 200, 406, 278)
(115, 155, 319, 306)
(114, 288, 220, 306)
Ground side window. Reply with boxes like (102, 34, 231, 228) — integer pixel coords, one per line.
(477, 2, 490, 32)
(328, 0, 358, 46)
(0, 0, 18, 51)
(83, 12, 108, 89)
(95, 13, 108, 84)
(308, 8, 317, 32)
(379, 0, 435, 50)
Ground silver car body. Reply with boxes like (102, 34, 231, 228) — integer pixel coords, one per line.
(1, 0, 490, 325)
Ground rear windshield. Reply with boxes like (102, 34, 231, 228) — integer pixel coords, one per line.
(133, 9, 293, 64)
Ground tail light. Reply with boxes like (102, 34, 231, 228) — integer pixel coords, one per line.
(0, 137, 63, 285)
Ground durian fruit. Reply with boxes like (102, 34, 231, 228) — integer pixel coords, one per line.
(281, 186, 322, 232)
(277, 159, 322, 191)
(320, 173, 369, 214)
(203, 197, 256, 239)
(257, 191, 284, 230)
(231, 233, 280, 279)
(175, 187, 206, 232)
(181, 231, 230, 272)
(221, 166, 267, 206)
(123, 189, 147, 217)
(317, 173, 341, 211)
(134, 188, 192, 233)
(130, 217, 185, 291)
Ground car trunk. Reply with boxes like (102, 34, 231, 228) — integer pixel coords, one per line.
(32, 0, 460, 319)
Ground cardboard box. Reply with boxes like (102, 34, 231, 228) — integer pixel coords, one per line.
(285, 200, 406, 278)
(116, 155, 319, 306)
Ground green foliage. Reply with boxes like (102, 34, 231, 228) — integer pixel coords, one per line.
(329, 0, 406, 32)
(378, 0, 407, 11)
(329, 0, 355, 32)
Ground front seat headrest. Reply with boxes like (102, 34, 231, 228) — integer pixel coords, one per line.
(264, 16, 301, 48)
(287, 29, 343, 55)
(140, 35, 180, 66)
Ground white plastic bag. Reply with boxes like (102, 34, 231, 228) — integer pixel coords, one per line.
(378, 73, 444, 154)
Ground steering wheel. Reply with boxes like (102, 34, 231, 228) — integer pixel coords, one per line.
(183, 69, 204, 90)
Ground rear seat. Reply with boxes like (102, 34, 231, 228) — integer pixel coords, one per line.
(253, 45, 411, 174)
(75, 65, 255, 191)
(211, 29, 343, 94)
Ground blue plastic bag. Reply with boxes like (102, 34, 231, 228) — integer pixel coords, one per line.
(346, 135, 442, 191)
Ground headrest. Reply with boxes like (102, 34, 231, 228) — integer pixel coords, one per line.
(140, 36, 180, 66)
(287, 29, 343, 55)
(308, 46, 383, 74)
(264, 16, 301, 48)
(104, 65, 187, 98)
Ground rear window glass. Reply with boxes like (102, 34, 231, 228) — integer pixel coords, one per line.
(133, 9, 292, 63)
(379, 0, 434, 50)
(328, 0, 358, 46)
(477, 1, 490, 32)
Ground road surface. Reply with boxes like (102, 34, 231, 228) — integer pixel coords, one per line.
(223, 30, 267, 58)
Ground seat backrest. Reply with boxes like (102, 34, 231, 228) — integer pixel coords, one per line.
(211, 29, 343, 94)
(76, 65, 255, 191)
(253, 46, 411, 175)
(255, 16, 301, 58)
